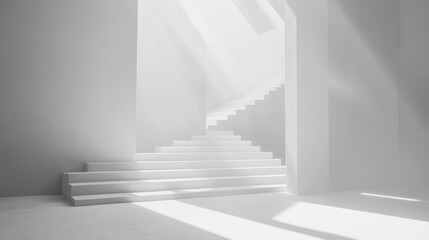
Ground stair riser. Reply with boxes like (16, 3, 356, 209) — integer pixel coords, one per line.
(231, 95, 266, 103)
(206, 121, 219, 126)
(206, 116, 229, 121)
(233, 94, 265, 100)
(154, 146, 261, 153)
(69, 176, 286, 196)
(135, 152, 272, 161)
(211, 105, 246, 112)
(191, 136, 241, 140)
(72, 186, 287, 206)
(86, 160, 281, 171)
(225, 102, 254, 108)
(246, 87, 280, 94)
(172, 140, 251, 146)
(66, 167, 286, 183)
(205, 131, 234, 136)
(206, 111, 236, 117)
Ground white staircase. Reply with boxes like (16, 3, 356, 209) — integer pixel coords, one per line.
(206, 79, 285, 129)
(63, 130, 286, 206)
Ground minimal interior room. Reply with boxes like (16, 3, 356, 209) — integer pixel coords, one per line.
(1, 0, 429, 240)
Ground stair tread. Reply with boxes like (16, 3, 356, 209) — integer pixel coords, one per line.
(173, 140, 250, 142)
(88, 159, 280, 164)
(157, 145, 257, 147)
(70, 174, 286, 186)
(205, 130, 233, 134)
(135, 152, 274, 161)
(192, 135, 241, 138)
(191, 136, 241, 138)
(72, 184, 287, 200)
(172, 140, 252, 145)
(136, 152, 271, 155)
(155, 146, 259, 149)
(67, 166, 286, 175)
(155, 146, 261, 153)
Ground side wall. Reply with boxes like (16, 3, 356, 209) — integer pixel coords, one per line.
(398, 0, 429, 185)
(286, 0, 401, 194)
(285, 0, 330, 195)
(328, 0, 400, 190)
(0, 0, 138, 196)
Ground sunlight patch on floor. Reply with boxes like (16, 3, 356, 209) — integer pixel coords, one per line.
(361, 193, 421, 202)
(134, 200, 321, 240)
(273, 202, 429, 240)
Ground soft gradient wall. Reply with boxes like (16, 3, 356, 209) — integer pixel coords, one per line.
(287, 0, 401, 194)
(398, 0, 429, 185)
(136, 0, 206, 152)
(328, 0, 400, 190)
(285, 0, 330, 195)
(0, 0, 138, 196)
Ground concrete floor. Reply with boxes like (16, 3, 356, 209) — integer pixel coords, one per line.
(1, 186, 429, 240)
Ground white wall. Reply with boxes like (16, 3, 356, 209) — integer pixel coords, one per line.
(287, 0, 401, 194)
(136, 0, 206, 152)
(398, 0, 429, 185)
(285, 0, 298, 194)
(0, 0, 137, 196)
(285, 0, 330, 195)
(328, 0, 400, 190)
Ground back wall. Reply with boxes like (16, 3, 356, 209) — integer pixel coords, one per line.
(0, 0, 138, 196)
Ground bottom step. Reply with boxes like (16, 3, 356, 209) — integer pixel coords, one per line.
(71, 184, 286, 206)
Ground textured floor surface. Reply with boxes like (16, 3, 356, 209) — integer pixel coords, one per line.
(1, 186, 429, 240)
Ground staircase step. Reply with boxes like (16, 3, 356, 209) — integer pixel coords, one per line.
(71, 184, 287, 206)
(212, 102, 254, 112)
(211, 105, 247, 112)
(206, 115, 229, 121)
(65, 166, 286, 183)
(135, 152, 272, 161)
(206, 82, 284, 115)
(246, 86, 280, 95)
(231, 93, 268, 104)
(191, 135, 241, 140)
(67, 174, 286, 196)
(205, 131, 234, 136)
(172, 140, 252, 146)
(86, 159, 281, 171)
(154, 146, 261, 153)
(206, 111, 236, 117)
(206, 120, 219, 126)
(63, 80, 289, 206)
